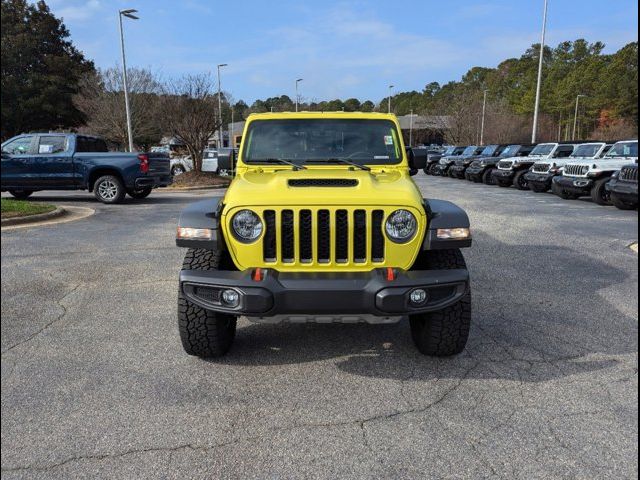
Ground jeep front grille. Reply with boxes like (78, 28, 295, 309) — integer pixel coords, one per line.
(563, 164, 590, 177)
(288, 179, 358, 187)
(532, 163, 551, 173)
(497, 160, 513, 170)
(262, 208, 385, 265)
(620, 166, 638, 182)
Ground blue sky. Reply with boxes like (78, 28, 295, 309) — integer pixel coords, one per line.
(47, 0, 638, 104)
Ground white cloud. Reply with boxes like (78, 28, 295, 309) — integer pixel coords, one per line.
(52, 0, 102, 22)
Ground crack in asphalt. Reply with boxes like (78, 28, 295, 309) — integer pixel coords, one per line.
(1, 283, 81, 356)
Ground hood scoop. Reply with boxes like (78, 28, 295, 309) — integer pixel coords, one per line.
(288, 179, 358, 187)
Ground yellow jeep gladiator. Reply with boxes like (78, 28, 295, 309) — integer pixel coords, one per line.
(175, 112, 472, 357)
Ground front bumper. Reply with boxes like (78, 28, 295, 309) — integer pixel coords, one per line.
(552, 176, 593, 195)
(524, 172, 556, 187)
(134, 174, 173, 189)
(449, 165, 467, 178)
(492, 169, 514, 183)
(433, 165, 451, 175)
(179, 267, 469, 318)
(606, 178, 638, 202)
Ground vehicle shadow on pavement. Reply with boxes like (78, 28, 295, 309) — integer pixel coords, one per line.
(214, 234, 637, 384)
(17, 194, 205, 205)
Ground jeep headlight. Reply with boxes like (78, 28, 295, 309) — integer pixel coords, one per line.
(231, 209, 263, 243)
(385, 209, 417, 243)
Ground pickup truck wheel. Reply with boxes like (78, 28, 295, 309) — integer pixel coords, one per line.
(94, 175, 126, 204)
(178, 249, 237, 358)
(611, 193, 637, 210)
(127, 187, 152, 199)
(8, 189, 33, 200)
(171, 165, 186, 176)
(409, 249, 471, 356)
(482, 169, 496, 185)
(513, 170, 530, 190)
(591, 177, 612, 205)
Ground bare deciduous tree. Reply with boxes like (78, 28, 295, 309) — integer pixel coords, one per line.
(74, 67, 163, 149)
(162, 74, 221, 172)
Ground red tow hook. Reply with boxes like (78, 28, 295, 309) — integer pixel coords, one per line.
(385, 267, 395, 281)
(252, 268, 264, 282)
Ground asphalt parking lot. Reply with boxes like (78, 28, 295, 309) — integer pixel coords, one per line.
(1, 176, 638, 479)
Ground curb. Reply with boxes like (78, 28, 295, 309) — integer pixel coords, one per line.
(164, 185, 229, 192)
(1, 207, 66, 227)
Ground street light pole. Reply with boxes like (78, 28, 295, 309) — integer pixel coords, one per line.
(118, 9, 139, 152)
(572, 94, 586, 140)
(295, 78, 303, 112)
(480, 89, 489, 145)
(531, 0, 548, 143)
(388, 85, 394, 113)
(217, 63, 228, 148)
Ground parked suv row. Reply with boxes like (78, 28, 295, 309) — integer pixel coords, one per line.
(423, 140, 638, 211)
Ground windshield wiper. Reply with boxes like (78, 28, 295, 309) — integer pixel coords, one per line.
(255, 158, 306, 170)
(304, 158, 371, 171)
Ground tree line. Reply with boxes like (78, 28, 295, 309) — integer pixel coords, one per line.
(2, 0, 637, 158)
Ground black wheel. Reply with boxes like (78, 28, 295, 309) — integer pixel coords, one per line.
(127, 187, 152, 199)
(591, 177, 612, 206)
(93, 175, 126, 204)
(8, 189, 33, 200)
(409, 249, 471, 356)
(171, 165, 186, 176)
(178, 249, 237, 358)
(610, 193, 637, 210)
(551, 181, 580, 200)
(529, 182, 550, 193)
(482, 169, 496, 185)
(513, 170, 529, 190)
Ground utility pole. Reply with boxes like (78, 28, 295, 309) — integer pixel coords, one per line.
(388, 85, 394, 113)
(118, 9, 139, 152)
(572, 94, 586, 140)
(217, 63, 227, 148)
(409, 110, 414, 147)
(531, 0, 548, 143)
(295, 78, 303, 112)
(480, 89, 489, 145)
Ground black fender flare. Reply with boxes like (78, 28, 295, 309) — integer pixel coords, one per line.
(422, 199, 472, 250)
(176, 197, 226, 250)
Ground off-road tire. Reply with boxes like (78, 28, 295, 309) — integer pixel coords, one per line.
(529, 182, 550, 193)
(551, 181, 580, 200)
(513, 170, 530, 191)
(409, 249, 471, 356)
(610, 193, 637, 210)
(178, 249, 237, 358)
(8, 189, 33, 200)
(127, 187, 152, 199)
(93, 175, 126, 204)
(591, 177, 612, 206)
(482, 169, 496, 185)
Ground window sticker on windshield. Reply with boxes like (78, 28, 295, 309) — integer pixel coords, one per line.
(39, 144, 53, 154)
(384, 135, 394, 145)
(374, 155, 390, 160)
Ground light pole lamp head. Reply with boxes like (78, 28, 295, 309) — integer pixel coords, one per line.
(120, 9, 139, 19)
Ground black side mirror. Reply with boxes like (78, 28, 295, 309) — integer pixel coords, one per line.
(407, 148, 428, 171)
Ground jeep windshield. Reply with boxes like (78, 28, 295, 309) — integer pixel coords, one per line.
(499, 145, 521, 157)
(570, 143, 604, 158)
(605, 141, 638, 158)
(529, 143, 556, 156)
(480, 145, 499, 156)
(461, 146, 479, 156)
(242, 119, 402, 166)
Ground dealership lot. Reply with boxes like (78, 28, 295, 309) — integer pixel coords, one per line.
(1, 177, 637, 479)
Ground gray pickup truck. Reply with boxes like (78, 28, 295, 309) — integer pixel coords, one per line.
(1, 133, 171, 203)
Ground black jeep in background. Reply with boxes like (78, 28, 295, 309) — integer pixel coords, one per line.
(465, 144, 536, 185)
(449, 144, 507, 179)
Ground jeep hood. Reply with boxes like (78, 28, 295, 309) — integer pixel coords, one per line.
(225, 168, 424, 207)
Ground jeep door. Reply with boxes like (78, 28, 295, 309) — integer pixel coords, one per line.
(0, 135, 37, 189)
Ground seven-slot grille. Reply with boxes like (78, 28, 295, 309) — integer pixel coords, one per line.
(262, 208, 385, 265)
(497, 160, 513, 170)
(563, 164, 590, 177)
(620, 166, 638, 182)
(532, 163, 552, 173)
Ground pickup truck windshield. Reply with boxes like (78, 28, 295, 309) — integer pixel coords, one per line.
(571, 143, 604, 158)
(242, 119, 402, 166)
(605, 141, 638, 158)
(529, 143, 555, 156)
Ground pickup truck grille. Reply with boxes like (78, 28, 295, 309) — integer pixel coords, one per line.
(262, 208, 385, 265)
(563, 164, 590, 177)
(532, 163, 551, 173)
(620, 166, 638, 182)
(497, 160, 513, 170)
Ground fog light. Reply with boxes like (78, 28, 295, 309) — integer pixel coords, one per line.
(221, 289, 240, 307)
(436, 228, 471, 240)
(176, 227, 214, 240)
(410, 289, 428, 305)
